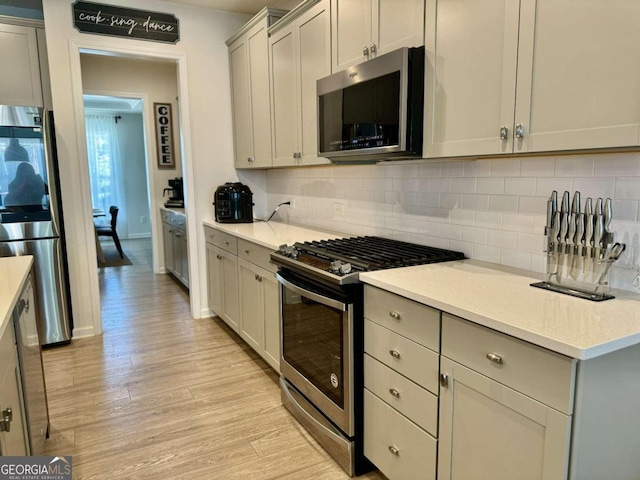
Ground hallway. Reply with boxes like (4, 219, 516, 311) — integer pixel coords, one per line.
(41, 238, 378, 478)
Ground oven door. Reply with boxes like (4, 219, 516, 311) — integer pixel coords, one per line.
(276, 269, 354, 437)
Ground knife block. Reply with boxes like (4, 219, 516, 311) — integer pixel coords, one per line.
(531, 232, 615, 301)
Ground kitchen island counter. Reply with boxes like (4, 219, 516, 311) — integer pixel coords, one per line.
(360, 259, 640, 360)
(202, 219, 341, 250)
(0, 255, 33, 342)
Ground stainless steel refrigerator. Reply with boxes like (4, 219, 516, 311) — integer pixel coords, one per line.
(0, 105, 73, 346)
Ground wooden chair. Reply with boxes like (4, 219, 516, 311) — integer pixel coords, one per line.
(96, 206, 124, 258)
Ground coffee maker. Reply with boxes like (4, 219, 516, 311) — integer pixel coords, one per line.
(163, 177, 184, 208)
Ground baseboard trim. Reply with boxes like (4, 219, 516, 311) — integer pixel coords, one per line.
(72, 325, 96, 339)
(123, 233, 152, 239)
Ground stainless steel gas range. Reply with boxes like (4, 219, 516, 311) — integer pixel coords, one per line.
(270, 236, 464, 476)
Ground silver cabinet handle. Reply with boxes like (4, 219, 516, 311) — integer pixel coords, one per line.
(440, 373, 449, 388)
(389, 349, 401, 359)
(175, 232, 182, 237)
(388, 445, 399, 456)
(258, 275, 263, 282)
(389, 311, 401, 320)
(515, 124, 525, 138)
(363, 45, 369, 56)
(500, 126, 508, 141)
(248, 156, 255, 163)
(216, 254, 221, 260)
(0, 407, 12, 432)
(370, 43, 377, 54)
(486, 352, 503, 365)
(389, 388, 400, 398)
(224, 241, 230, 245)
(255, 274, 259, 281)
(244, 249, 250, 254)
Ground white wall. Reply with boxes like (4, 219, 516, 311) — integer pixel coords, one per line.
(267, 153, 640, 293)
(42, 0, 250, 338)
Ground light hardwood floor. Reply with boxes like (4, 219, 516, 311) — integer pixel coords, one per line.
(42, 238, 384, 479)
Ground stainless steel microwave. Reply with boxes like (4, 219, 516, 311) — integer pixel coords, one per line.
(317, 46, 424, 162)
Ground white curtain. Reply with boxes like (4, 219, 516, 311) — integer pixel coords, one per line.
(85, 115, 125, 231)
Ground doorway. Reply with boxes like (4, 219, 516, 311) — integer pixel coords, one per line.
(83, 94, 151, 267)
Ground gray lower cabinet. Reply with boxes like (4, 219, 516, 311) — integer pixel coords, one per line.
(364, 285, 640, 478)
(205, 226, 240, 333)
(0, 318, 28, 456)
(160, 209, 188, 288)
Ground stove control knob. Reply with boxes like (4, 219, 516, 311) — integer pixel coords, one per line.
(330, 260, 342, 274)
(339, 263, 352, 275)
(285, 246, 299, 259)
(279, 244, 288, 255)
(290, 247, 299, 259)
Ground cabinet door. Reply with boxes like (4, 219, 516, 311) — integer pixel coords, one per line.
(238, 259, 263, 353)
(270, 28, 299, 167)
(162, 223, 175, 274)
(438, 357, 571, 480)
(229, 39, 254, 168)
(221, 252, 240, 333)
(423, 0, 520, 158)
(0, 350, 29, 456)
(298, 1, 332, 166)
(514, 0, 640, 153)
(179, 232, 189, 288)
(261, 269, 280, 371)
(206, 243, 224, 316)
(372, 0, 424, 56)
(247, 23, 273, 168)
(0, 24, 42, 107)
(172, 230, 183, 282)
(331, 0, 372, 71)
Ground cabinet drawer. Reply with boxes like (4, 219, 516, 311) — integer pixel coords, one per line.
(238, 239, 277, 273)
(365, 319, 439, 395)
(204, 226, 238, 255)
(364, 389, 437, 480)
(364, 285, 440, 352)
(365, 354, 438, 436)
(441, 313, 576, 414)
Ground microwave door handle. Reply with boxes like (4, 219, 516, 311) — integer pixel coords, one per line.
(275, 272, 347, 312)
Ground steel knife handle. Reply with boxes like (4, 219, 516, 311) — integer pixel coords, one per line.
(576, 213, 585, 246)
(604, 198, 612, 231)
(595, 197, 603, 216)
(560, 212, 569, 244)
(594, 214, 604, 248)
(561, 191, 570, 214)
(567, 213, 576, 246)
(571, 191, 581, 214)
(585, 213, 594, 247)
(585, 197, 593, 216)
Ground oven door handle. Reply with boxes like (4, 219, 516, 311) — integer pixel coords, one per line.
(275, 272, 347, 312)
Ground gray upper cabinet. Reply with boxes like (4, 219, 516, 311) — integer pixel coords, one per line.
(424, 0, 640, 158)
(331, 0, 425, 72)
(269, 0, 331, 167)
(227, 8, 287, 169)
(0, 22, 44, 107)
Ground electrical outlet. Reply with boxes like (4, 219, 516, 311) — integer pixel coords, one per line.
(334, 202, 344, 216)
(290, 199, 295, 209)
(140, 215, 147, 224)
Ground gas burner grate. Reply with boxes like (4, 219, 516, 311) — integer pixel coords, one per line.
(293, 236, 465, 271)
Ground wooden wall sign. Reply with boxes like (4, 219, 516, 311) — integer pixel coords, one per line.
(154, 103, 175, 169)
(73, 1, 180, 44)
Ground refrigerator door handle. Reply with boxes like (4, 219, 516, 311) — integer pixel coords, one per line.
(43, 110, 60, 238)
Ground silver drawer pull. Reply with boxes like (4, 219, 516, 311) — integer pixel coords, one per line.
(388, 445, 399, 456)
(486, 353, 503, 365)
(389, 388, 400, 398)
(389, 350, 401, 359)
(389, 311, 401, 320)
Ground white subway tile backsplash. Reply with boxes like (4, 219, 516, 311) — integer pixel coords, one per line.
(521, 157, 555, 177)
(463, 226, 488, 244)
(452, 177, 477, 194)
(594, 153, 640, 177)
(267, 151, 640, 292)
(475, 211, 502, 229)
(615, 177, 640, 200)
(491, 158, 521, 177)
(463, 194, 489, 210)
(554, 155, 594, 177)
(502, 213, 534, 233)
(505, 177, 536, 196)
(488, 229, 517, 249)
(489, 195, 519, 212)
(464, 159, 491, 177)
(477, 177, 505, 194)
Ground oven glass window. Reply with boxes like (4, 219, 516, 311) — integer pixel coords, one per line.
(282, 290, 345, 408)
(318, 71, 400, 154)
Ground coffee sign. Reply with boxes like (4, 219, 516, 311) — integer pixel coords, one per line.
(73, 1, 179, 44)
(154, 103, 175, 169)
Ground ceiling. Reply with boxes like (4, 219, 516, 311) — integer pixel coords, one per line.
(0, 0, 299, 16)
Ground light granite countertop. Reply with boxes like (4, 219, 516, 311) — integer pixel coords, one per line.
(360, 259, 640, 360)
(0, 256, 33, 341)
(202, 219, 342, 250)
